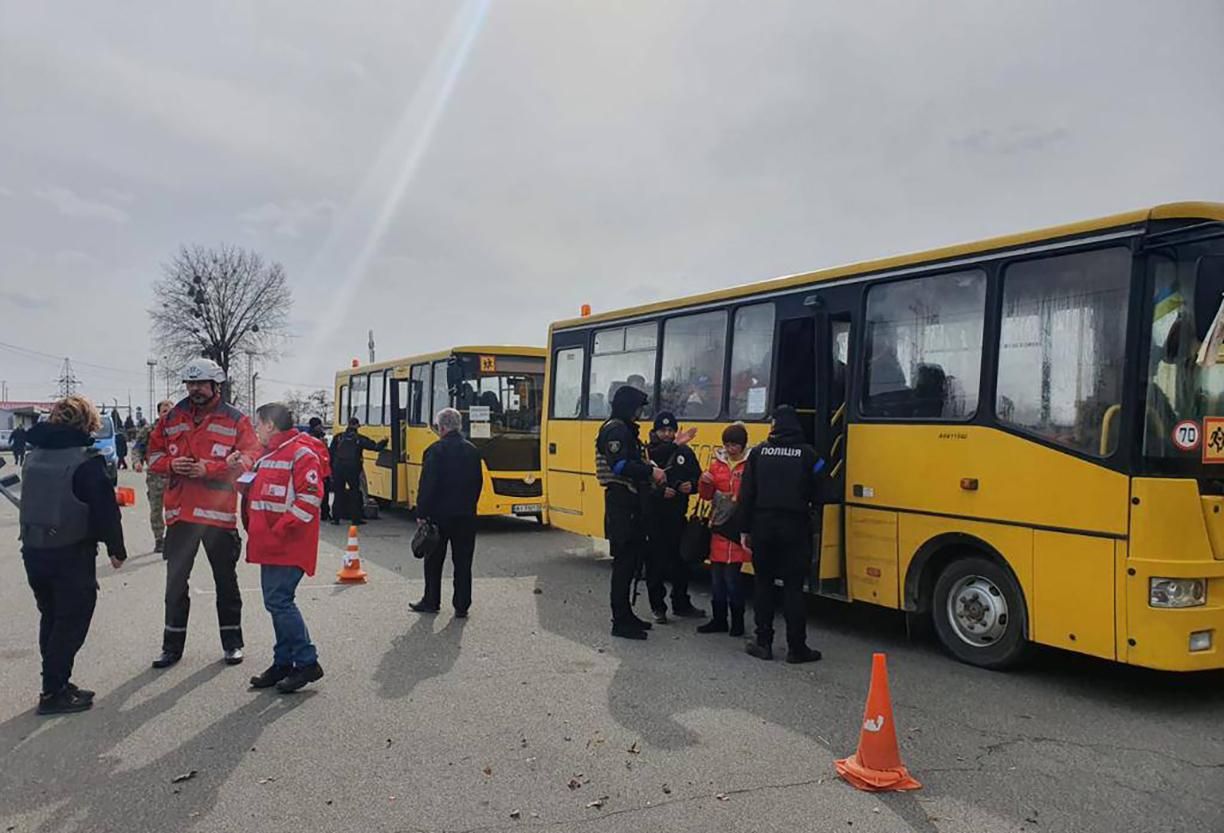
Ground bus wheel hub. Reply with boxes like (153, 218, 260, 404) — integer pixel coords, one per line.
(948, 575, 1008, 647)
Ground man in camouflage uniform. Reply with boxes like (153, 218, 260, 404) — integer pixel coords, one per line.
(135, 400, 174, 554)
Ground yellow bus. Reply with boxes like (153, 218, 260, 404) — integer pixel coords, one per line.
(543, 201, 1224, 671)
(334, 346, 546, 520)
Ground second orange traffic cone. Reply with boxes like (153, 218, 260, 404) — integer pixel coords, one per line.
(336, 525, 368, 583)
(835, 653, 921, 792)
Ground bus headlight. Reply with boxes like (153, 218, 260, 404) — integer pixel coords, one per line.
(1149, 578, 1206, 608)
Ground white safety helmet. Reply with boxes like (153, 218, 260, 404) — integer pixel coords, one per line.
(181, 358, 226, 383)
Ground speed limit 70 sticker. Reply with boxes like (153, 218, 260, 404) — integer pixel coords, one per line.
(1173, 420, 1201, 452)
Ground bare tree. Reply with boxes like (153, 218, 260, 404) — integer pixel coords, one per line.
(150, 245, 292, 402)
(283, 388, 334, 424)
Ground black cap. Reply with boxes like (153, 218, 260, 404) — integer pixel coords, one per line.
(308, 417, 323, 428)
(654, 412, 678, 431)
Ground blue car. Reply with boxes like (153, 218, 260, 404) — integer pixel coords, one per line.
(92, 413, 120, 485)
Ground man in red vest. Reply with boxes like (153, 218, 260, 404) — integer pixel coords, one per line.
(243, 402, 325, 693)
(146, 359, 261, 669)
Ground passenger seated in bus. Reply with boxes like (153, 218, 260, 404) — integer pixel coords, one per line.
(626, 374, 648, 394)
(456, 382, 478, 411)
(867, 331, 907, 396)
(912, 364, 948, 418)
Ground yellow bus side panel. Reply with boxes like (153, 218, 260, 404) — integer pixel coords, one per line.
(846, 507, 898, 607)
(1115, 540, 1129, 665)
(547, 420, 585, 477)
(846, 424, 1129, 536)
(819, 505, 842, 580)
(1130, 478, 1214, 562)
(1032, 531, 1116, 660)
(896, 514, 1033, 623)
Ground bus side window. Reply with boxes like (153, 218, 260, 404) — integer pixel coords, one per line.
(551, 347, 585, 419)
(862, 269, 986, 420)
(729, 303, 775, 419)
(338, 384, 349, 426)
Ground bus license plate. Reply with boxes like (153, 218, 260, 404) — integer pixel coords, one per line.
(513, 504, 541, 515)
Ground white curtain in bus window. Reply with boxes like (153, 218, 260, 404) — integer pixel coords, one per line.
(368, 370, 386, 426)
(863, 270, 986, 419)
(997, 248, 1130, 457)
(551, 347, 584, 419)
(588, 323, 657, 419)
(349, 374, 368, 424)
(432, 361, 450, 425)
(659, 311, 728, 419)
(729, 304, 776, 419)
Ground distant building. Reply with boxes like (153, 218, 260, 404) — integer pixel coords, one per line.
(0, 401, 55, 431)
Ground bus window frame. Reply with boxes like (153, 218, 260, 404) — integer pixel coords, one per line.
(368, 369, 387, 426)
(348, 372, 369, 425)
(656, 308, 730, 422)
(338, 381, 349, 427)
(857, 267, 989, 424)
(726, 300, 777, 422)
(431, 359, 450, 424)
(409, 363, 430, 426)
(986, 243, 1138, 471)
(549, 344, 587, 421)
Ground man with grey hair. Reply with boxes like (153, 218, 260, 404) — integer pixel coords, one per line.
(409, 407, 484, 617)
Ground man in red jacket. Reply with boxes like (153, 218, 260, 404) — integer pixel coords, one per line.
(243, 402, 324, 693)
(146, 359, 261, 669)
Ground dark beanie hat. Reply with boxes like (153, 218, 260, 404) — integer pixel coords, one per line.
(722, 422, 748, 446)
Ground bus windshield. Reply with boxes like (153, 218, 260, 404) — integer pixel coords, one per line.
(455, 372, 543, 436)
(1143, 238, 1224, 464)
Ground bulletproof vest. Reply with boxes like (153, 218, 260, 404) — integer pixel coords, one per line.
(594, 418, 640, 493)
(19, 446, 94, 549)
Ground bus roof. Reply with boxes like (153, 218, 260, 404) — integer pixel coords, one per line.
(552, 201, 1224, 332)
(335, 345, 545, 378)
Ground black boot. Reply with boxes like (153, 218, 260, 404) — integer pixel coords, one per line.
(276, 662, 324, 693)
(697, 599, 728, 634)
(151, 650, 181, 669)
(38, 687, 93, 715)
(745, 641, 774, 661)
(786, 646, 823, 664)
(249, 664, 292, 689)
(729, 604, 745, 637)
(611, 621, 648, 640)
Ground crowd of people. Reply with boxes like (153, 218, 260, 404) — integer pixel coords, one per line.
(14, 359, 823, 717)
(596, 386, 825, 663)
(14, 358, 471, 716)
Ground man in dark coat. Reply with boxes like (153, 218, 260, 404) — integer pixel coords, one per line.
(410, 408, 484, 617)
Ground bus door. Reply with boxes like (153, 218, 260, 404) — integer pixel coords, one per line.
(386, 368, 410, 504)
(813, 302, 854, 599)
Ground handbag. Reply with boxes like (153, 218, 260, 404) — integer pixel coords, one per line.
(708, 491, 742, 542)
(680, 501, 713, 565)
(411, 519, 442, 560)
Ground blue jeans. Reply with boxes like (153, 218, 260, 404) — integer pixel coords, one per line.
(260, 566, 317, 667)
(710, 561, 744, 606)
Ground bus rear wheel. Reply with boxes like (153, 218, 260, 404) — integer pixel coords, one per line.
(932, 555, 1028, 669)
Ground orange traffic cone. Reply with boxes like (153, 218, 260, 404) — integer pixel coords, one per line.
(336, 525, 368, 583)
(835, 653, 921, 792)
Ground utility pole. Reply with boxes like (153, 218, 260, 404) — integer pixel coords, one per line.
(1, 380, 7, 402)
(147, 359, 157, 415)
(251, 372, 259, 415)
(368, 329, 376, 364)
(56, 358, 79, 397)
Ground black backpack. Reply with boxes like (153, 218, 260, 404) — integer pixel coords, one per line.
(333, 431, 360, 466)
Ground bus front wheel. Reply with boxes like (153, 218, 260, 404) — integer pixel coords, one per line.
(932, 555, 1028, 670)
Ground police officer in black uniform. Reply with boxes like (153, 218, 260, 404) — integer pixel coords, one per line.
(644, 412, 705, 623)
(596, 385, 666, 640)
(737, 405, 824, 663)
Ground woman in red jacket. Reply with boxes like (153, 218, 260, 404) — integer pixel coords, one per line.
(696, 423, 752, 636)
(242, 403, 325, 694)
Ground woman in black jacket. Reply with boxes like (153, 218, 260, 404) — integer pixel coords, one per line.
(20, 396, 126, 715)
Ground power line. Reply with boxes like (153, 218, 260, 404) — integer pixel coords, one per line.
(0, 339, 147, 379)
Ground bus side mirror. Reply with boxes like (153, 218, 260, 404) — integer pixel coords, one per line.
(1193, 256, 1224, 341)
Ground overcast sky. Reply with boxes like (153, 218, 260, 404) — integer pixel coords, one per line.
(1, 0, 1222, 408)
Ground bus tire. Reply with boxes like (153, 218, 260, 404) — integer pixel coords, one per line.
(932, 555, 1028, 669)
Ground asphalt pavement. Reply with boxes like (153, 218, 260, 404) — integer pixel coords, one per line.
(1, 463, 1221, 833)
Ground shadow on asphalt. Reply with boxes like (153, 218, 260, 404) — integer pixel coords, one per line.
(0, 665, 312, 832)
